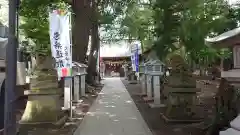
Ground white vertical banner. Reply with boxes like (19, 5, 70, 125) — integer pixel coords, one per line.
(49, 10, 72, 77)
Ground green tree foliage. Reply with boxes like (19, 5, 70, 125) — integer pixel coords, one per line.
(20, 0, 69, 56)
(118, 0, 239, 67)
(116, 0, 154, 52)
(99, 0, 134, 42)
(153, 0, 183, 59)
(152, 0, 238, 63)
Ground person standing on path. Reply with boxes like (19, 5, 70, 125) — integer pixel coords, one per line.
(122, 61, 128, 80)
(100, 61, 105, 79)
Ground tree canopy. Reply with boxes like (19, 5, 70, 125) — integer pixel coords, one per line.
(118, 0, 240, 67)
(19, 0, 240, 67)
(20, 0, 70, 55)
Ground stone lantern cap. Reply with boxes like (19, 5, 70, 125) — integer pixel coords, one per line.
(151, 59, 165, 66)
(145, 59, 154, 65)
(144, 60, 154, 74)
(72, 61, 88, 75)
(144, 59, 165, 75)
(148, 59, 165, 75)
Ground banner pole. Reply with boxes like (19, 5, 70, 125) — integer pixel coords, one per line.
(49, 9, 73, 119)
(4, 0, 17, 134)
(69, 13, 73, 119)
(70, 77, 73, 119)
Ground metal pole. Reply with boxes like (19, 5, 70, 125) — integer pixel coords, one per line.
(69, 77, 73, 119)
(16, 0, 19, 46)
(69, 13, 73, 119)
(98, 45, 100, 81)
(16, 0, 23, 62)
(4, 0, 18, 134)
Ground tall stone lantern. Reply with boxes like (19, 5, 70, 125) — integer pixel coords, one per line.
(147, 60, 165, 108)
(139, 62, 146, 96)
(206, 27, 240, 135)
(72, 62, 87, 97)
(143, 60, 154, 101)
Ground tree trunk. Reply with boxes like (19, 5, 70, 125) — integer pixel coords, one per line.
(21, 55, 61, 123)
(72, 0, 91, 63)
(86, 0, 100, 85)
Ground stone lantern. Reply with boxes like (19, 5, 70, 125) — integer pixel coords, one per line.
(143, 60, 155, 101)
(72, 62, 87, 97)
(147, 60, 165, 108)
(72, 62, 80, 102)
(160, 54, 201, 122)
(139, 62, 146, 95)
(206, 27, 240, 135)
(63, 62, 87, 110)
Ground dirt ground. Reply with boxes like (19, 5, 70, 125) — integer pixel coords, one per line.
(16, 85, 103, 135)
(14, 77, 218, 135)
(121, 78, 219, 135)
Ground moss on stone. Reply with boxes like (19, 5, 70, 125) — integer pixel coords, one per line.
(21, 61, 61, 123)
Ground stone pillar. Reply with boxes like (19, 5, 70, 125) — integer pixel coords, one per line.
(144, 74, 153, 101)
(28, 61, 31, 68)
(17, 62, 26, 86)
(140, 74, 146, 96)
(131, 74, 134, 81)
(129, 72, 137, 84)
(31, 56, 36, 70)
(124, 71, 128, 80)
(149, 75, 165, 108)
(80, 75, 86, 97)
(73, 75, 80, 102)
(136, 72, 140, 81)
(63, 78, 71, 110)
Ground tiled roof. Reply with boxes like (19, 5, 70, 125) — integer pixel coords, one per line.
(87, 40, 142, 57)
(205, 27, 240, 43)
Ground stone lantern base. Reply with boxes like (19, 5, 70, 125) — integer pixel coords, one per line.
(128, 72, 137, 84)
(19, 90, 68, 127)
(161, 86, 203, 123)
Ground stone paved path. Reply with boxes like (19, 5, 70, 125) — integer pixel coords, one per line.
(74, 78, 153, 135)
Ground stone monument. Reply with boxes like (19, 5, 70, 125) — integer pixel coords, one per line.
(147, 60, 165, 108)
(160, 54, 201, 122)
(143, 60, 154, 101)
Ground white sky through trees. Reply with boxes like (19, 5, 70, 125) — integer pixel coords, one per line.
(227, 0, 239, 5)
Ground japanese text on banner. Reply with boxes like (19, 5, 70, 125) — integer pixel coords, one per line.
(49, 10, 72, 77)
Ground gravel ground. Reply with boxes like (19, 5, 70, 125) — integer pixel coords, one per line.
(16, 85, 103, 135)
(121, 78, 218, 135)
